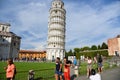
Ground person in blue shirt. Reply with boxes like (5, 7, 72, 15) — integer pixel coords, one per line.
(73, 57, 77, 66)
(73, 57, 79, 77)
(55, 57, 62, 80)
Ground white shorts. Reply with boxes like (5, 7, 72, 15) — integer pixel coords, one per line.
(74, 66, 78, 75)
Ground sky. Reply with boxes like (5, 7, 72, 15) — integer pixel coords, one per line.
(0, 0, 120, 51)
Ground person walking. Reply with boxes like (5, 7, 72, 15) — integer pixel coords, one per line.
(89, 69, 101, 80)
(64, 57, 71, 80)
(55, 57, 63, 80)
(73, 57, 78, 77)
(87, 56, 92, 78)
(95, 54, 103, 73)
(73, 57, 77, 66)
(4, 59, 16, 80)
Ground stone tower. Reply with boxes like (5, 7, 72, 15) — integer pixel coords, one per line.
(47, 0, 66, 60)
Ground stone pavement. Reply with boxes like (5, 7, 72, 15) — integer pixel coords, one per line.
(74, 67, 120, 80)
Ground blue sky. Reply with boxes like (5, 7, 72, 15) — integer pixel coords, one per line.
(0, 0, 120, 50)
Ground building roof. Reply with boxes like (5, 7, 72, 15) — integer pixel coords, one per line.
(53, 0, 63, 3)
(19, 50, 46, 53)
(0, 22, 11, 26)
(116, 35, 120, 38)
(0, 31, 21, 39)
(54, 0, 62, 1)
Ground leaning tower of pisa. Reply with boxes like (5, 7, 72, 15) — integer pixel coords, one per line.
(47, 0, 66, 60)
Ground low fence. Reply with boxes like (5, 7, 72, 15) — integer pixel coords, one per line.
(0, 68, 54, 80)
(107, 56, 120, 67)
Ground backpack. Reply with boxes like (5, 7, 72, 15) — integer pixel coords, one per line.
(14, 67, 17, 75)
(98, 57, 102, 63)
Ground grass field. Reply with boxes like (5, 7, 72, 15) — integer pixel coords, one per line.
(0, 62, 55, 80)
(0, 61, 111, 80)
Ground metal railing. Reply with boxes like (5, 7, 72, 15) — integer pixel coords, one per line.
(0, 68, 54, 80)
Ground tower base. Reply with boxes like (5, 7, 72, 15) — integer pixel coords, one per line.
(46, 49, 65, 61)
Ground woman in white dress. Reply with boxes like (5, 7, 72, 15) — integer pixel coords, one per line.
(87, 56, 92, 78)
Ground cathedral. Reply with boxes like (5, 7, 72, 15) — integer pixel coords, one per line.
(47, 0, 66, 60)
(0, 22, 21, 59)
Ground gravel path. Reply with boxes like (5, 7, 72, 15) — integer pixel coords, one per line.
(73, 67, 120, 80)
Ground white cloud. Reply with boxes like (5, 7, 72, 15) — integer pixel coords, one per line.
(17, 2, 48, 30)
(1, 0, 120, 50)
(11, 1, 50, 50)
(65, 1, 120, 49)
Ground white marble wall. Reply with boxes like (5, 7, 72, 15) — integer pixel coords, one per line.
(0, 23, 21, 59)
(47, 0, 66, 60)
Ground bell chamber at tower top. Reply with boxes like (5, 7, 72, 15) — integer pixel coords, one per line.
(52, 0, 64, 8)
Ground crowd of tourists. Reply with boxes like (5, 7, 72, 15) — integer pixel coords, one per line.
(55, 54, 103, 80)
(3, 54, 103, 80)
(86, 54, 103, 80)
(0, 57, 46, 62)
(55, 57, 72, 80)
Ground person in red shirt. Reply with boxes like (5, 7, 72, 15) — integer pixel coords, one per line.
(64, 57, 71, 80)
(4, 59, 16, 80)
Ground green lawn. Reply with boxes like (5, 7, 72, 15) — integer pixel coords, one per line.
(0, 62, 55, 72)
(0, 62, 55, 80)
(0, 61, 112, 80)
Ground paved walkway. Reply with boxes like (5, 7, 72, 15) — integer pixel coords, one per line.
(74, 67, 120, 80)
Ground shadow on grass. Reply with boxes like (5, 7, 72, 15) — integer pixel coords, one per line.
(34, 76, 54, 80)
(34, 77, 43, 80)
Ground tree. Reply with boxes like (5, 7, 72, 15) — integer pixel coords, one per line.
(91, 45, 98, 50)
(82, 46, 91, 51)
(65, 49, 73, 57)
(68, 49, 73, 55)
(101, 42, 108, 49)
(69, 49, 73, 53)
(98, 45, 101, 49)
(65, 51, 67, 57)
(74, 48, 80, 56)
(74, 48, 80, 53)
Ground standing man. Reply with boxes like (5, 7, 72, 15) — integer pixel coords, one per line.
(95, 54, 103, 73)
(55, 57, 63, 80)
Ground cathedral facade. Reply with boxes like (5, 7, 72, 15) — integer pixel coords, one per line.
(0, 22, 21, 59)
